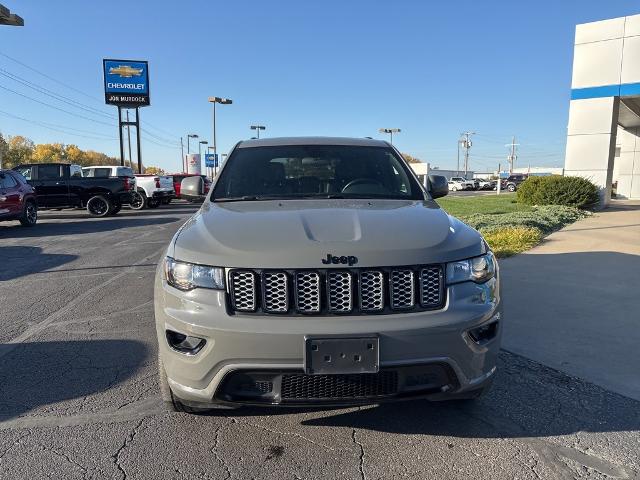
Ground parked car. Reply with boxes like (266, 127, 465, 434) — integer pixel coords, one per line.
(501, 174, 528, 192)
(0, 169, 37, 226)
(156, 137, 501, 412)
(449, 176, 476, 190)
(171, 173, 211, 200)
(13, 163, 134, 217)
(81, 165, 143, 209)
(477, 179, 496, 190)
(134, 174, 174, 208)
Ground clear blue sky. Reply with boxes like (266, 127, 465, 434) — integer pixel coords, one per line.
(1, 1, 638, 172)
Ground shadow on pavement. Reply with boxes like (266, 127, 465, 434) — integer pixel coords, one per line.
(0, 246, 77, 281)
(0, 216, 180, 239)
(0, 340, 148, 421)
(213, 352, 640, 438)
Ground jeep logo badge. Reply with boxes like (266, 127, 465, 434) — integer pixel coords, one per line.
(322, 254, 358, 266)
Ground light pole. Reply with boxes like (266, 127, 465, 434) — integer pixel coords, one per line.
(379, 128, 401, 145)
(0, 4, 24, 26)
(186, 134, 198, 172)
(208, 97, 232, 176)
(250, 125, 266, 139)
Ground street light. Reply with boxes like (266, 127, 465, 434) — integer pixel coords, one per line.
(250, 125, 266, 139)
(0, 4, 24, 26)
(198, 140, 208, 156)
(208, 97, 232, 176)
(379, 128, 401, 145)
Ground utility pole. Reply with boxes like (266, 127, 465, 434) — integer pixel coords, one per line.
(460, 131, 475, 177)
(497, 163, 502, 195)
(506, 136, 519, 174)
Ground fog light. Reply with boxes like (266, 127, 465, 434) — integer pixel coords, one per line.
(468, 321, 499, 344)
(166, 330, 206, 355)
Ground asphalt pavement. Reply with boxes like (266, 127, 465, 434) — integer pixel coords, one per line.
(0, 202, 638, 479)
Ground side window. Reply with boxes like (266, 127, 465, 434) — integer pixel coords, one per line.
(0, 174, 18, 189)
(70, 165, 83, 178)
(38, 165, 63, 180)
(14, 166, 32, 180)
(82, 168, 94, 177)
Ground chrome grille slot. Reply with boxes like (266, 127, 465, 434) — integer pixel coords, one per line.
(327, 271, 353, 313)
(263, 271, 289, 313)
(295, 272, 321, 313)
(390, 270, 415, 309)
(359, 271, 384, 312)
(229, 270, 257, 312)
(420, 267, 443, 307)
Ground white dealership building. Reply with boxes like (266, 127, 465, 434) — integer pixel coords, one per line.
(566, 13, 640, 203)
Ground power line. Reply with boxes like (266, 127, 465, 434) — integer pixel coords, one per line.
(0, 109, 116, 140)
(0, 83, 117, 127)
(0, 51, 181, 145)
(0, 68, 114, 120)
(0, 50, 103, 104)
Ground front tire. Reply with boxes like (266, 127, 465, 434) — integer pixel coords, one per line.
(451, 186, 458, 192)
(507, 184, 516, 192)
(109, 203, 122, 215)
(130, 191, 146, 210)
(19, 201, 38, 226)
(86, 195, 112, 217)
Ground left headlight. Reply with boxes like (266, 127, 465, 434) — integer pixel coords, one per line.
(446, 252, 496, 285)
(163, 257, 225, 291)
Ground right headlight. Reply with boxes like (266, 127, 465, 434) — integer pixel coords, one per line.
(163, 257, 225, 291)
(446, 252, 496, 285)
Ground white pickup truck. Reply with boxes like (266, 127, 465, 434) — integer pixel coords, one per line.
(448, 176, 476, 191)
(134, 174, 174, 209)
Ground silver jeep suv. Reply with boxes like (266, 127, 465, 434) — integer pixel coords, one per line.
(155, 137, 501, 411)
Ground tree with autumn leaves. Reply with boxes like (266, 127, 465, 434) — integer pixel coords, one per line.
(0, 132, 164, 174)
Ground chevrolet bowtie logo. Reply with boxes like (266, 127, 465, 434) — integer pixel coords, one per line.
(109, 65, 143, 77)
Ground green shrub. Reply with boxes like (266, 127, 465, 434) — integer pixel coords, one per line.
(516, 175, 599, 208)
(482, 227, 542, 258)
(461, 205, 588, 235)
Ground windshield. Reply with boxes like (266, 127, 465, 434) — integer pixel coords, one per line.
(213, 145, 424, 201)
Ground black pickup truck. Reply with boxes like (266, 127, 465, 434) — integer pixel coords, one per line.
(13, 163, 134, 217)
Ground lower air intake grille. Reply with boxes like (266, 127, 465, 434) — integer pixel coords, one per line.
(281, 371, 398, 400)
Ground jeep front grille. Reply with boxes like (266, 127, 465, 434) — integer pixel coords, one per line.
(227, 265, 445, 316)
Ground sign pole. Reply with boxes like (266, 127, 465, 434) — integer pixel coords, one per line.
(135, 108, 142, 174)
(118, 106, 125, 166)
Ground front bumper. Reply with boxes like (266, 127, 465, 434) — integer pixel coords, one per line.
(154, 268, 501, 407)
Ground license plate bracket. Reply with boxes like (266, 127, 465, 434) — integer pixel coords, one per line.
(304, 336, 379, 375)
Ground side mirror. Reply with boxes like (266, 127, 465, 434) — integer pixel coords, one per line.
(428, 175, 448, 199)
(181, 176, 205, 202)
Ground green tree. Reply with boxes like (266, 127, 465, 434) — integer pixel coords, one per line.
(4, 136, 35, 168)
(144, 166, 165, 175)
(0, 132, 8, 168)
(402, 152, 422, 164)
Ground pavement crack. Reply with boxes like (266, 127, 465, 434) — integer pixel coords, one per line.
(351, 428, 366, 480)
(111, 418, 145, 480)
(211, 423, 232, 480)
(44, 446, 89, 476)
(236, 419, 335, 451)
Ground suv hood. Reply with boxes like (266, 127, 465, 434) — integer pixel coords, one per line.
(172, 199, 485, 268)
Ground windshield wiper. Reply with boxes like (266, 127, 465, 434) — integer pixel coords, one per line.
(214, 196, 261, 202)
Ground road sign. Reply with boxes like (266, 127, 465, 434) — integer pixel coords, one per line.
(103, 59, 150, 106)
(205, 153, 218, 168)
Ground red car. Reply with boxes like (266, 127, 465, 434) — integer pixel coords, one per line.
(0, 169, 37, 226)
(171, 174, 211, 199)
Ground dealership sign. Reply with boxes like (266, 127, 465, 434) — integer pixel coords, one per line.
(103, 59, 150, 106)
(205, 153, 219, 168)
